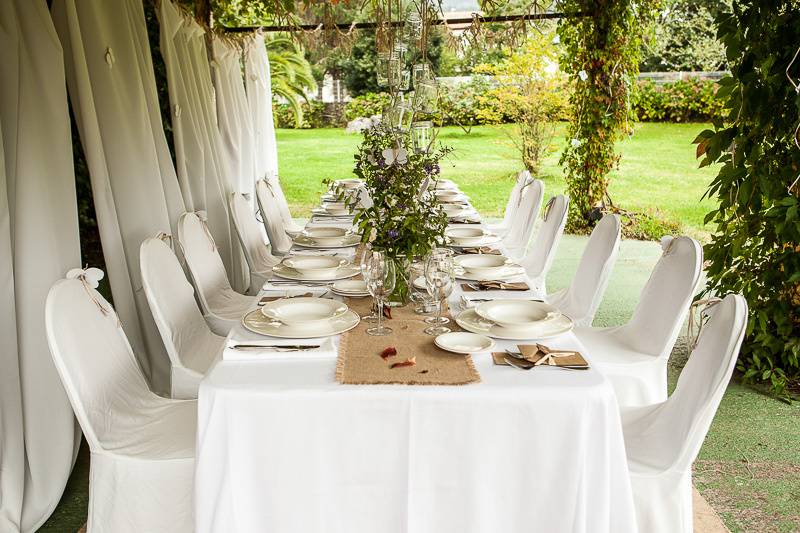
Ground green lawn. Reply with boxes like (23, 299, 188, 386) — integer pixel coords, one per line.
(277, 123, 719, 237)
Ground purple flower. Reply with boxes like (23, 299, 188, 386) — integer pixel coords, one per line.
(397, 202, 407, 210)
(387, 229, 399, 239)
(425, 163, 441, 175)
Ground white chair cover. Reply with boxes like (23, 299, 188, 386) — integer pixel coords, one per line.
(621, 294, 747, 533)
(45, 277, 196, 533)
(574, 236, 703, 407)
(255, 178, 294, 255)
(140, 237, 225, 399)
(177, 212, 255, 335)
(230, 192, 280, 294)
(487, 170, 529, 237)
(268, 174, 303, 235)
(548, 214, 621, 327)
(520, 195, 569, 296)
(502, 178, 544, 259)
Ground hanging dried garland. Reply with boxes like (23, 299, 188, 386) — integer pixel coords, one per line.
(557, 0, 660, 230)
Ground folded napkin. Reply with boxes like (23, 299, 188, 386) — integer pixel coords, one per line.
(460, 247, 502, 255)
(492, 344, 588, 368)
(462, 281, 530, 292)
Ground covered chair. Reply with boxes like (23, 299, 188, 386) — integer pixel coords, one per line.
(487, 170, 530, 237)
(45, 274, 196, 533)
(520, 194, 569, 296)
(177, 212, 255, 335)
(267, 174, 304, 236)
(502, 178, 544, 259)
(622, 294, 747, 533)
(255, 178, 294, 256)
(230, 192, 280, 294)
(547, 213, 621, 327)
(574, 236, 703, 407)
(140, 237, 225, 399)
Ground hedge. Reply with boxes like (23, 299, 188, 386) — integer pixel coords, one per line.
(272, 77, 725, 128)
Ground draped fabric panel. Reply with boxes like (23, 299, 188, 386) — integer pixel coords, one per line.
(52, 0, 187, 394)
(158, 0, 246, 292)
(244, 33, 279, 180)
(0, 1, 81, 530)
(211, 36, 256, 197)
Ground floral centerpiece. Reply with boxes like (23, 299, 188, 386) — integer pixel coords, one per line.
(326, 122, 451, 304)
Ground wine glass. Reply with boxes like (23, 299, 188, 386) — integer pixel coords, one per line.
(358, 245, 378, 323)
(364, 251, 396, 336)
(424, 250, 456, 336)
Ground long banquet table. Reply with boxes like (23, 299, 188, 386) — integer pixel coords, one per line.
(194, 196, 637, 533)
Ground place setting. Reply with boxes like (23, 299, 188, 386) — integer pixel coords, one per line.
(454, 299, 574, 341)
(241, 296, 361, 339)
(445, 226, 501, 248)
(292, 226, 361, 248)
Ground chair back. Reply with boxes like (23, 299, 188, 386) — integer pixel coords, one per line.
(45, 277, 153, 450)
(500, 170, 530, 228)
(624, 294, 747, 472)
(255, 179, 293, 254)
(229, 192, 277, 274)
(503, 178, 544, 252)
(176, 212, 235, 316)
(140, 237, 213, 371)
(621, 236, 703, 357)
(522, 194, 569, 278)
(266, 174, 296, 230)
(552, 214, 621, 326)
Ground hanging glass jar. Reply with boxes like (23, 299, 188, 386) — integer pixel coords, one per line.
(405, 12, 422, 40)
(411, 121, 433, 153)
(412, 63, 432, 88)
(398, 69, 411, 91)
(393, 42, 408, 62)
(377, 52, 390, 87)
(387, 51, 402, 88)
(416, 79, 439, 113)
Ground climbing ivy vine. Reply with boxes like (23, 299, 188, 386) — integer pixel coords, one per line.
(557, 0, 661, 230)
(695, 1, 800, 398)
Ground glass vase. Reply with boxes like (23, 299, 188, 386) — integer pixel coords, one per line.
(386, 257, 412, 307)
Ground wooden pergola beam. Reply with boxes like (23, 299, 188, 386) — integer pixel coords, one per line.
(220, 11, 580, 33)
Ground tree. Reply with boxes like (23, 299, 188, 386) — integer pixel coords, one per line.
(265, 35, 316, 127)
(640, 0, 729, 72)
(694, 1, 800, 398)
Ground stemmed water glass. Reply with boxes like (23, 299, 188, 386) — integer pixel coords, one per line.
(358, 246, 379, 323)
(364, 251, 396, 336)
(424, 248, 455, 336)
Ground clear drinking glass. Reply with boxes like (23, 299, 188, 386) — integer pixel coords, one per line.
(358, 246, 378, 323)
(424, 250, 456, 335)
(409, 258, 436, 315)
(364, 251, 397, 336)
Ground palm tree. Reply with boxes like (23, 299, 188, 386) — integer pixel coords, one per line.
(266, 35, 316, 127)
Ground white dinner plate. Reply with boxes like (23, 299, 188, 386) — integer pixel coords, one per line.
(281, 255, 348, 279)
(448, 235, 502, 248)
(434, 332, 494, 354)
(312, 207, 353, 217)
(335, 178, 363, 189)
(293, 233, 361, 249)
(455, 308, 574, 340)
(454, 254, 511, 277)
(272, 263, 360, 281)
(455, 266, 525, 281)
(242, 308, 361, 338)
(302, 227, 354, 246)
(331, 279, 370, 297)
(475, 299, 560, 330)
(261, 297, 348, 327)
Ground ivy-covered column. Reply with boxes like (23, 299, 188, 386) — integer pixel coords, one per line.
(695, 1, 800, 397)
(557, 0, 660, 230)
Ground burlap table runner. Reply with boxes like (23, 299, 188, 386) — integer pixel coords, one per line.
(336, 297, 481, 386)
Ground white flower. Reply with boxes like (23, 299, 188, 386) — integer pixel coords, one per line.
(66, 267, 105, 288)
(382, 146, 408, 165)
(571, 138, 581, 148)
(552, 34, 560, 44)
(578, 70, 588, 82)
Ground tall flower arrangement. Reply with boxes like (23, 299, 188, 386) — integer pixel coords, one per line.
(350, 122, 450, 260)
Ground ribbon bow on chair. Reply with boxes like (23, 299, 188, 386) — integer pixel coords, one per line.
(66, 267, 112, 317)
(195, 210, 217, 251)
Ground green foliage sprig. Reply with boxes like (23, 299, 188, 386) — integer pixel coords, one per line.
(326, 123, 450, 262)
(694, 1, 800, 398)
(557, 0, 661, 230)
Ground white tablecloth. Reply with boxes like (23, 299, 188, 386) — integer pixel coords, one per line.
(195, 217, 637, 533)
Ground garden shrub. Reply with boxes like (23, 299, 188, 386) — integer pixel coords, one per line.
(633, 78, 725, 122)
(343, 92, 390, 122)
(273, 100, 328, 129)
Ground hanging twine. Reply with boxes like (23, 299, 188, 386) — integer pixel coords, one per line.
(66, 267, 114, 319)
(543, 196, 556, 221)
(156, 231, 174, 249)
(195, 210, 217, 251)
(687, 297, 722, 350)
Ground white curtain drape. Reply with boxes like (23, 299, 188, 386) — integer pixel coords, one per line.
(51, 0, 187, 394)
(0, 1, 81, 530)
(244, 33, 279, 180)
(212, 36, 256, 197)
(158, 0, 247, 292)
